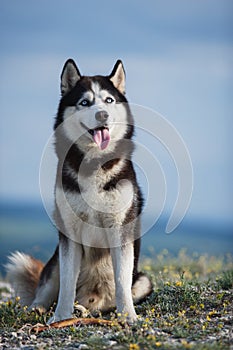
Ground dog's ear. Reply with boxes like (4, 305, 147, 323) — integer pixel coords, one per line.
(60, 59, 81, 96)
(109, 60, 126, 94)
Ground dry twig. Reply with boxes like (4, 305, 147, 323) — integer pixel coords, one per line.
(31, 317, 114, 333)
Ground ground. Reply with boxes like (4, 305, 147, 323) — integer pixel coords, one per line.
(0, 249, 232, 349)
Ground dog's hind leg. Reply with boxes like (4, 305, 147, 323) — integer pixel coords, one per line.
(30, 247, 60, 313)
(132, 238, 153, 303)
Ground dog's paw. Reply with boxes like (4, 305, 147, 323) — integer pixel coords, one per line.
(118, 311, 138, 325)
(46, 315, 58, 325)
(74, 304, 89, 317)
(126, 313, 138, 325)
(29, 304, 46, 315)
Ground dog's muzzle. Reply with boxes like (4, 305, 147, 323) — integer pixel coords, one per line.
(80, 111, 110, 150)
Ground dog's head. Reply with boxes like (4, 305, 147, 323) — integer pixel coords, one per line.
(55, 59, 134, 153)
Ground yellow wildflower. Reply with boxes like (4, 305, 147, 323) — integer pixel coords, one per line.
(208, 310, 216, 316)
(181, 339, 191, 348)
(144, 265, 151, 271)
(178, 310, 186, 317)
(129, 344, 139, 350)
(175, 281, 182, 287)
(147, 335, 156, 341)
(155, 342, 162, 347)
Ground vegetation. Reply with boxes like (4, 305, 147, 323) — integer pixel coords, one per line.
(0, 249, 232, 349)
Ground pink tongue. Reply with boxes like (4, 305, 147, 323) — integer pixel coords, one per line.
(93, 129, 110, 150)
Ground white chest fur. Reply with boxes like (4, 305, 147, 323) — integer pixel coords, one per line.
(55, 160, 134, 248)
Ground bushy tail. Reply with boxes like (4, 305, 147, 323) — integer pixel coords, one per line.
(5, 252, 44, 306)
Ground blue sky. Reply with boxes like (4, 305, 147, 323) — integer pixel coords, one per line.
(0, 0, 232, 225)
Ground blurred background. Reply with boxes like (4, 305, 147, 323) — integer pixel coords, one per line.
(0, 0, 232, 275)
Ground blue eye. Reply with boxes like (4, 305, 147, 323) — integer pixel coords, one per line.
(79, 99, 89, 106)
(105, 97, 114, 104)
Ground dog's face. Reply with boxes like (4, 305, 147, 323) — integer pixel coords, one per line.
(55, 59, 133, 153)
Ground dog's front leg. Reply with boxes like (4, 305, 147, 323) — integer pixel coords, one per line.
(111, 242, 137, 323)
(47, 236, 82, 324)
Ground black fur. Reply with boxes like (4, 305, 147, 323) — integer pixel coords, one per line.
(38, 246, 58, 286)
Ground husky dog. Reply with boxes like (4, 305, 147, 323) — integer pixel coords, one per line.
(6, 59, 152, 323)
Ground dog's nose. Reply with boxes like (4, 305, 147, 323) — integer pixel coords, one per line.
(95, 111, 109, 123)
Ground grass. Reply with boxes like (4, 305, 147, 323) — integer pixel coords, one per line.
(0, 249, 232, 349)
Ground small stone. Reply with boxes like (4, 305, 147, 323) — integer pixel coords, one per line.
(107, 340, 118, 347)
(78, 344, 89, 350)
(11, 332, 18, 338)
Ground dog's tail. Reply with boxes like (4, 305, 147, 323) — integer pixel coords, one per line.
(132, 272, 153, 303)
(5, 252, 44, 306)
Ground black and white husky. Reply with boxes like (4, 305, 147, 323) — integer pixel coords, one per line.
(6, 59, 152, 323)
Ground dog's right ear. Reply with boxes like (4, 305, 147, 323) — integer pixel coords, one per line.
(60, 59, 81, 96)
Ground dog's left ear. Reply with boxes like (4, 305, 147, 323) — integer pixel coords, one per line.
(109, 60, 126, 94)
